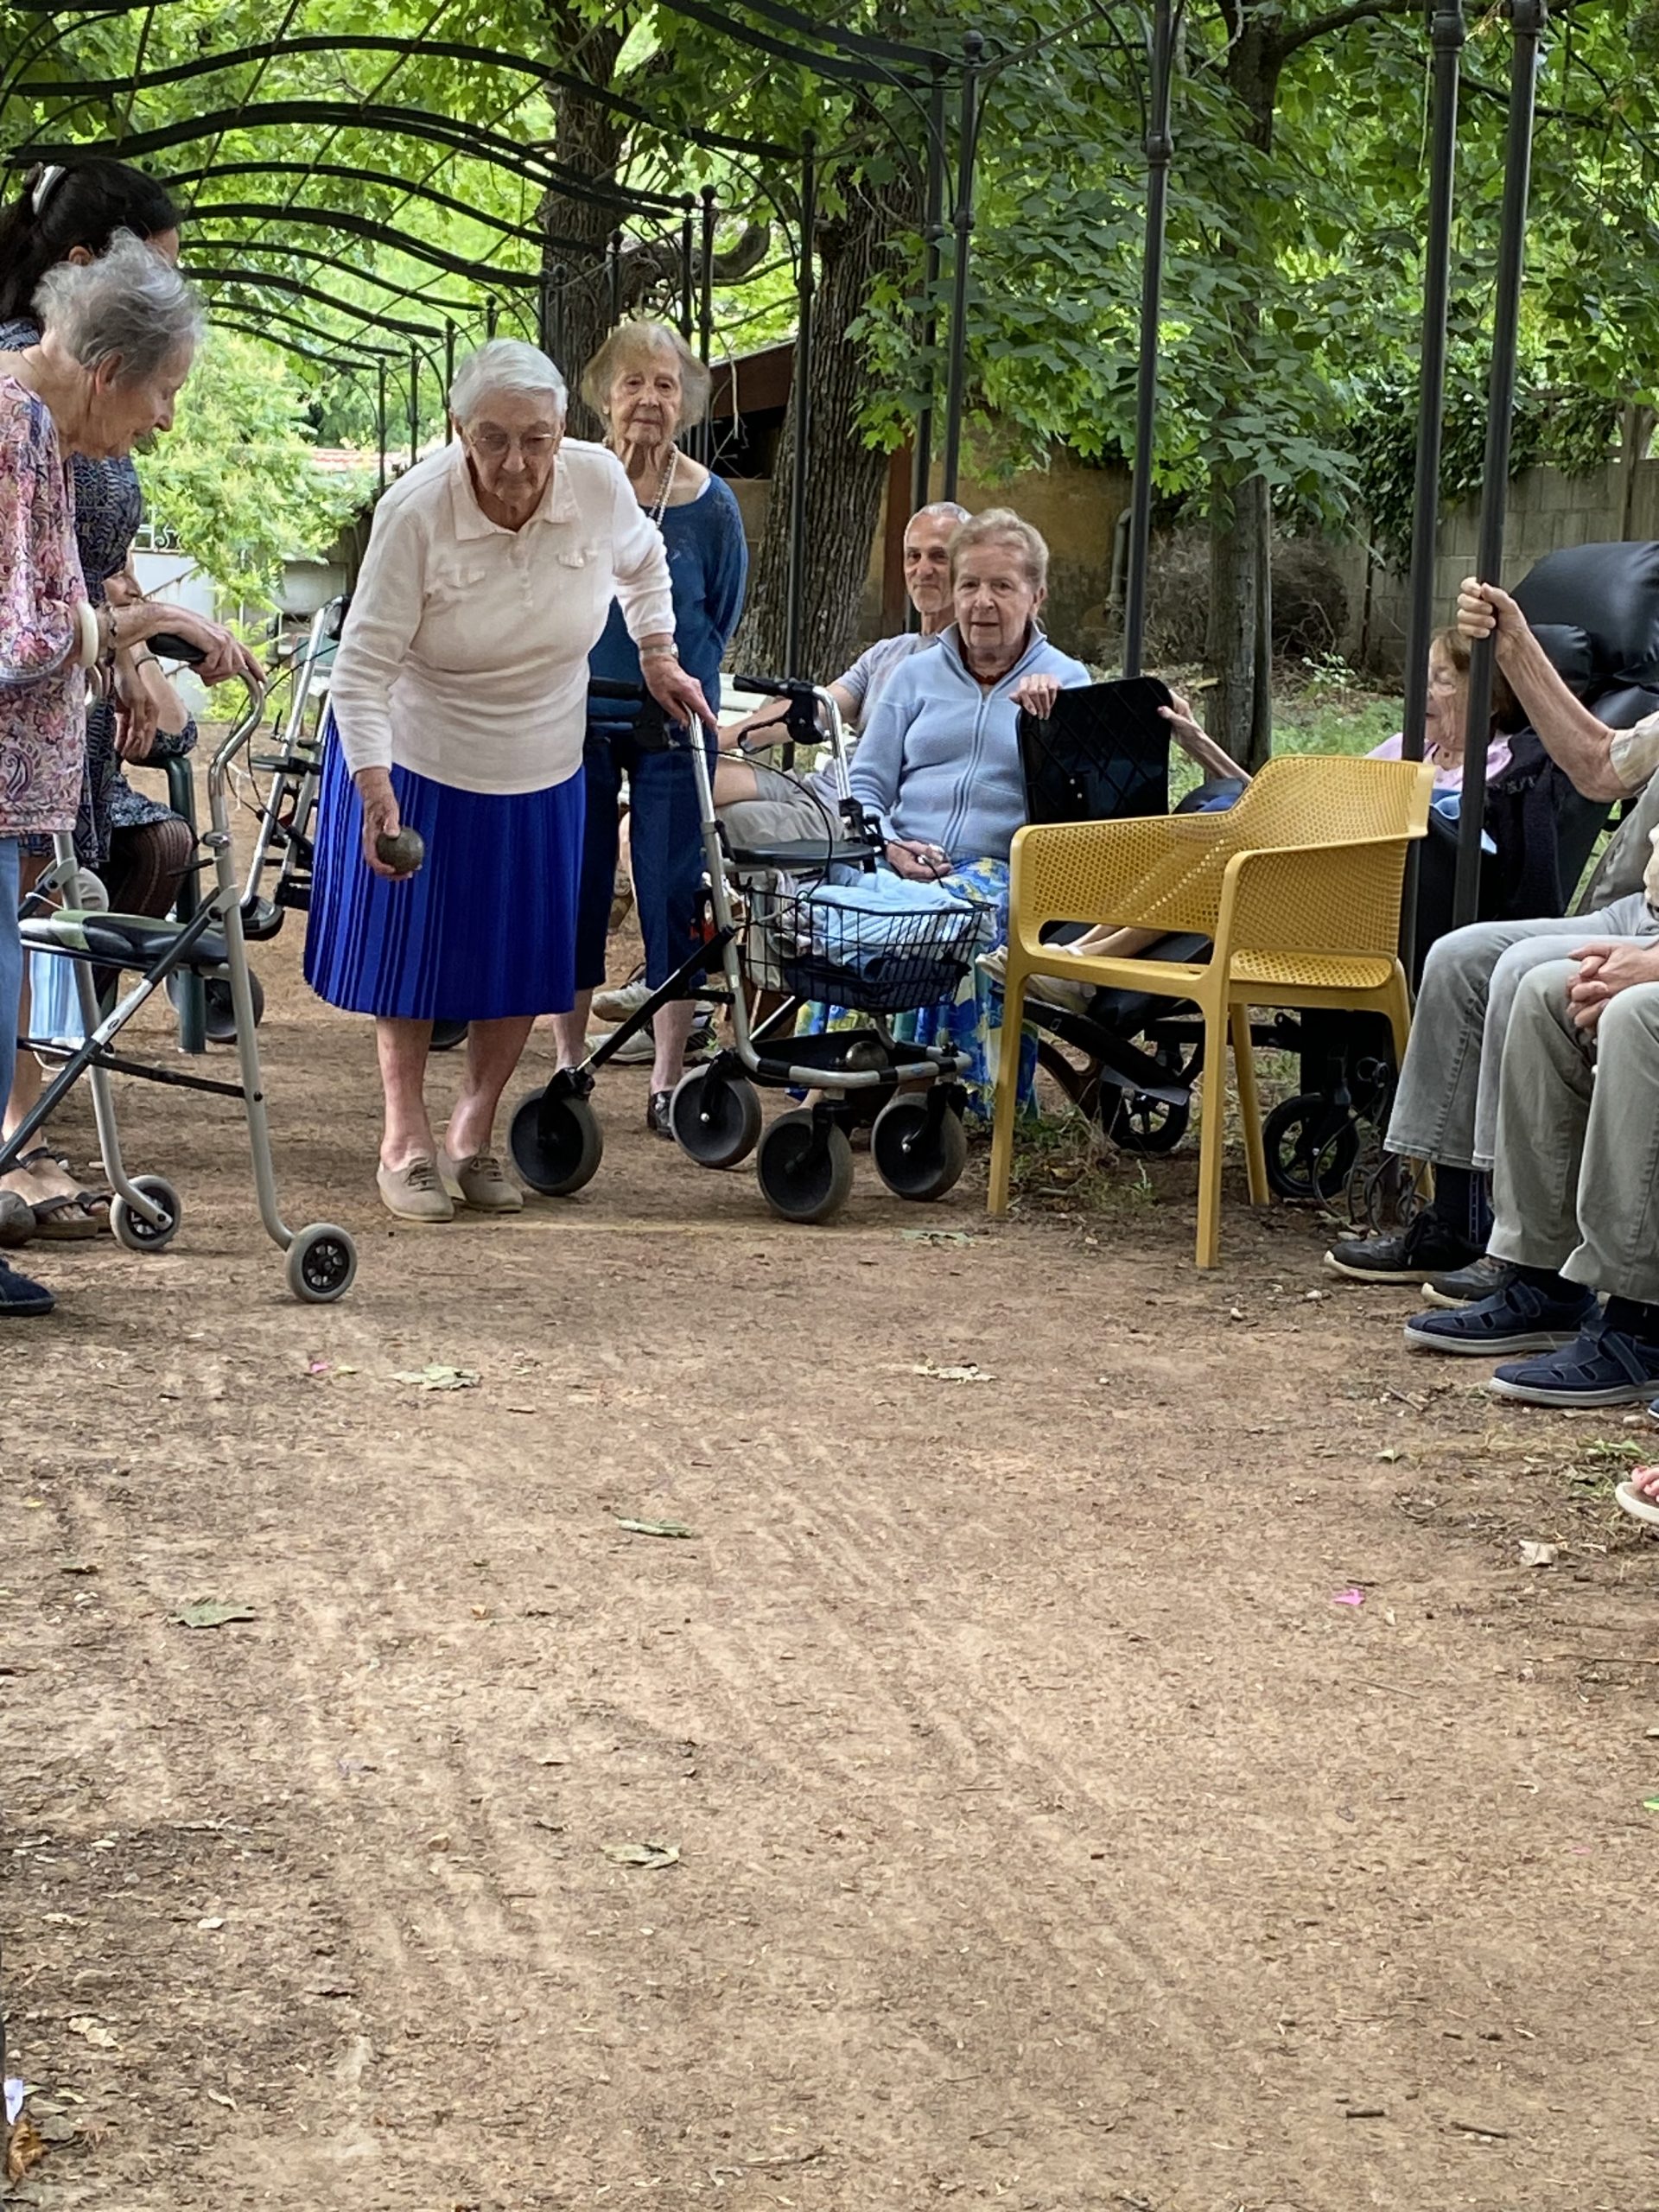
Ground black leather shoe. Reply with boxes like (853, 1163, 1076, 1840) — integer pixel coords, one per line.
(646, 1089, 674, 1139)
(1421, 1254, 1516, 1308)
(1323, 1209, 1479, 1284)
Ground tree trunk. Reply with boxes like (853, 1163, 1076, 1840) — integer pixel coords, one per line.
(543, 16, 627, 439)
(1205, 10, 1282, 770)
(733, 175, 918, 681)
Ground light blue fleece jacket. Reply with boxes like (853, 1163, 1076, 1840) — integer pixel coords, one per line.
(847, 624, 1091, 866)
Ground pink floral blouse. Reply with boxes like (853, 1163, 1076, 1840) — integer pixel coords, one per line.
(0, 372, 86, 838)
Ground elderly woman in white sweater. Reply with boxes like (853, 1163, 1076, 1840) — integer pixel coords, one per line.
(305, 340, 710, 1223)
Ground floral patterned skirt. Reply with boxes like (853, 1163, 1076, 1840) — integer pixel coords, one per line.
(796, 855, 1037, 1125)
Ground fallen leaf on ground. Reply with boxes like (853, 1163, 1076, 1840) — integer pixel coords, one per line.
(899, 1229, 975, 1246)
(168, 1601, 257, 1630)
(65, 2017, 117, 2049)
(393, 1364, 479, 1391)
(601, 1840, 681, 1870)
(5, 2113, 45, 2183)
(1332, 1587, 1366, 1608)
(912, 1359, 995, 1383)
(1517, 1540, 1559, 1568)
(1377, 1448, 1404, 1464)
(614, 1517, 698, 1539)
(57, 1560, 99, 1575)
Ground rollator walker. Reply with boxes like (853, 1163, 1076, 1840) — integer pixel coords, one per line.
(3, 636, 358, 1301)
(511, 677, 978, 1224)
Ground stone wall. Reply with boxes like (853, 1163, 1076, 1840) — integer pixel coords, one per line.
(723, 450, 1134, 671)
(1334, 454, 1659, 674)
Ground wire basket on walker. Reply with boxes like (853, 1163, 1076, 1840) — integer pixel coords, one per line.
(508, 674, 974, 1224)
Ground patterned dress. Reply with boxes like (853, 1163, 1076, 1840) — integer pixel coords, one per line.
(0, 373, 86, 839)
(0, 315, 143, 862)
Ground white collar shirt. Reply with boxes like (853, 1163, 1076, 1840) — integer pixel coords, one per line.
(327, 436, 675, 796)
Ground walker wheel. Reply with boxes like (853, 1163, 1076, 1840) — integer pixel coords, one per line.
(510, 1088, 604, 1196)
(671, 1066, 762, 1169)
(286, 1222, 358, 1303)
(166, 969, 264, 1042)
(1262, 1091, 1361, 1203)
(430, 1019, 469, 1052)
(110, 1173, 182, 1253)
(870, 1095, 969, 1202)
(755, 1111, 854, 1225)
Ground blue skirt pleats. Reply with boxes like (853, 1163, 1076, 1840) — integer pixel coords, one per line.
(303, 728, 584, 1022)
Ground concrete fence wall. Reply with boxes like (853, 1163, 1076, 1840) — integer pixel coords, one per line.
(1333, 454, 1659, 675)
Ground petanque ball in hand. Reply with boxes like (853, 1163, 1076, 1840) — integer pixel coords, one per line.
(376, 826, 425, 876)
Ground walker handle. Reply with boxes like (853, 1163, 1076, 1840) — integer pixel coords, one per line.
(733, 673, 814, 700)
(588, 677, 644, 702)
(147, 632, 208, 668)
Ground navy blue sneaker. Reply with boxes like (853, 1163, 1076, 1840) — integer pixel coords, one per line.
(1489, 1316, 1659, 1408)
(0, 1257, 54, 1317)
(1402, 1275, 1597, 1357)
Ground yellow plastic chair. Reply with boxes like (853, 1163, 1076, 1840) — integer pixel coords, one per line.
(987, 754, 1436, 1267)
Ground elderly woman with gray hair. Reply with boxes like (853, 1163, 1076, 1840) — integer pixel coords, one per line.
(0, 231, 254, 1314)
(305, 337, 711, 1224)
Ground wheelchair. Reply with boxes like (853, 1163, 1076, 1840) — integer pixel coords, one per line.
(1020, 538, 1659, 1208)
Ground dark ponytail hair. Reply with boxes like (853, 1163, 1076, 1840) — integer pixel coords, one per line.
(0, 157, 182, 321)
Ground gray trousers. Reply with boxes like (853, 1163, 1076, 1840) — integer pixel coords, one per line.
(1385, 893, 1659, 1172)
(1489, 964, 1659, 1304)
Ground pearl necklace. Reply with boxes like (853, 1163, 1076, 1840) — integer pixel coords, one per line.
(647, 447, 677, 524)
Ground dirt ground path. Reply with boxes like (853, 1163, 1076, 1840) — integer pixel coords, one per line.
(4, 919, 1657, 2212)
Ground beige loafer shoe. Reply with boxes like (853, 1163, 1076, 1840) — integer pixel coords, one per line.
(442, 1147, 524, 1213)
(377, 1154, 455, 1224)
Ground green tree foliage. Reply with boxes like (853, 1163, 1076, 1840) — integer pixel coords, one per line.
(134, 332, 364, 610)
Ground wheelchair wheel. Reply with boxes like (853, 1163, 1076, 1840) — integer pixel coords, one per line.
(671, 1066, 762, 1169)
(286, 1222, 358, 1303)
(870, 1094, 968, 1202)
(509, 1088, 603, 1196)
(110, 1173, 181, 1253)
(1105, 1034, 1198, 1154)
(756, 1111, 854, 1224)
(1262, 1091, 1360, 1203)
(430, 1019, 468, 1052)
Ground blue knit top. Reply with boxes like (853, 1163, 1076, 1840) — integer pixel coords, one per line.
(589, 470, 748, 719)
(849, 624, 1091, 864)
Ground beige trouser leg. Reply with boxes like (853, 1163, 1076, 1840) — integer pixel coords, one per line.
(1489, 964, 1659, 1303)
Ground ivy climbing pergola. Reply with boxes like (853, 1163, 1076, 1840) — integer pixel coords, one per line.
(0, 0, 1014, 671)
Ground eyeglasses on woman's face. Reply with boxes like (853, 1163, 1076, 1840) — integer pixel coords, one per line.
(467, 427, 559, 461)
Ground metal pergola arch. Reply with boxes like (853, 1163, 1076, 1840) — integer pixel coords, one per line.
(6, 0, 1084, 664)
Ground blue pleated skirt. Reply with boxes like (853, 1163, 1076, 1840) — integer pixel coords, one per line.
(303, 730, 585, 1022)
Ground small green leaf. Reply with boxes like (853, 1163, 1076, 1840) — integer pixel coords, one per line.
(169, 1601, 257, 1630)
(614, 1517, 698, 1540)
(393, 1364, 479, 1391)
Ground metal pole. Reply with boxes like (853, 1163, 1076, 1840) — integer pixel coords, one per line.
(407, 341, 419, 470)
(607, 229, 623, 327)
(1452, 0, 1547, 927)
(1122, 0, 1175, 679)
(486, 298, 499, 340)
(785, 132, 816, 677)
(678, 195, 695, 341)
(1402, 3, 1466, 765)
(444, 319, 456, 442)
(698, 185, 717, 466)
(538, 269, 553, 353)
(910, 60, 949, 523)
(940, 31, 984, 503)
(376, 358, 386, 488)
(1396, 0, 1465, 976)
(549, 264, 566, 365)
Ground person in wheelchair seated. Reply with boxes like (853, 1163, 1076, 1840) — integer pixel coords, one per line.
(798, 508, 1090, 1117)
(1327, 548, 1659, 1295)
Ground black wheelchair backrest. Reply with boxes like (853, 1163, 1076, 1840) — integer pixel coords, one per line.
(1019, 677, 1172, 828)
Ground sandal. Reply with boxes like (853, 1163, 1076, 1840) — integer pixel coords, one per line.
(1616, 1470, 1659, 1529)
(6, 1147, 102, 1241)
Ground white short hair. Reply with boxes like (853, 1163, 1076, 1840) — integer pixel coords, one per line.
(35, 230, 202, 385)
(449, 339, 568, 426)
